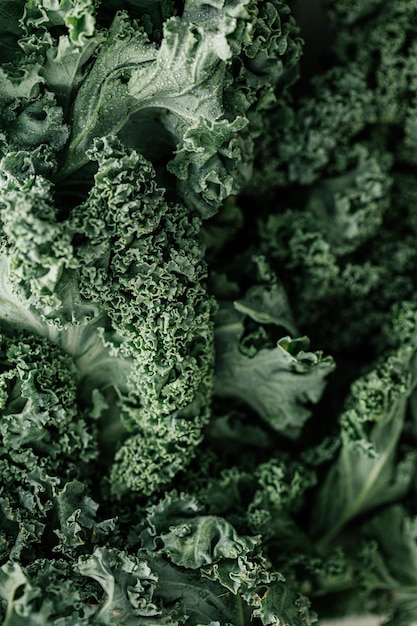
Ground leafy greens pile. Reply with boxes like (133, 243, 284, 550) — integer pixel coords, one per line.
(1, 0, 417, 624)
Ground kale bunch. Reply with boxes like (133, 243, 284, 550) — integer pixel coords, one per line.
(1, 1, 417, 624)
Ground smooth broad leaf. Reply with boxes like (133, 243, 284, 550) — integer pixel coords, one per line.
(0, 0, 24, 38)
(0, 562, 27, 616)
(0, 64, 44, 110)
(44, 35, 101, 107)
(147, 555, 317, 626)
(234, 282, 297, 334)
(214, 304, 335, 439)
(150, 553, 316, 626)
(146, 553, 248, 626)
(0, 255, 50, 344)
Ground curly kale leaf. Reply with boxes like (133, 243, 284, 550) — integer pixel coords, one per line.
(251, 66, 375, 191)
(66, 136, 215, 496)
(77, 547, 184, 625)
(0, 557, 101, 624)
(57, 0, 301, 216)
(0, 150, 81, 322)
(323, 0, 384, 25)
(256, 142, 398, 354)
(19, 0, 99, 108)
(360, 506, 417, 626)
(0, 490, 315, 625)
(326, 1, 417, 128)
(0, 0, 98, 156)
(312, 346, 417, 550)
(0, 131, 215, 497)
(136, 491, 317, 626)
(214, 303, 334, 439)
(0, 332, 98, 561)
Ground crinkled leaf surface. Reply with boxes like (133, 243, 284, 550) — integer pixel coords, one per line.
(214, 304, 335, 438)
